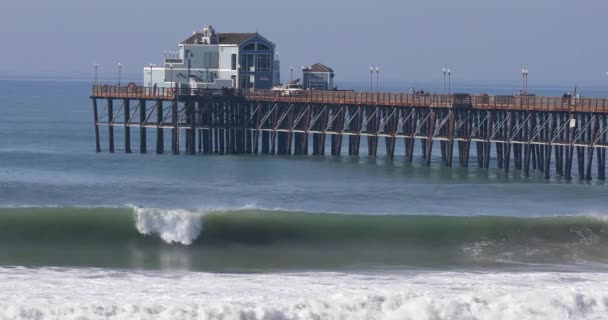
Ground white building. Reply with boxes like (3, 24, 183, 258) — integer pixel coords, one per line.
(143, 26, 279, 90)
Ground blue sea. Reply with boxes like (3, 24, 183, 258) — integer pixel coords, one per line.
(1, 78, 607, 319)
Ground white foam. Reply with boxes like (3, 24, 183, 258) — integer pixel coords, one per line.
(1, 268, 607, 319)
(133, 207, 202, 245)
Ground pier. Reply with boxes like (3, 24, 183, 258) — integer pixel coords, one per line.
(91, 85, 608, 180)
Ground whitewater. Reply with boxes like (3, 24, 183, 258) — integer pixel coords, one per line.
(2, 267, 607, 319)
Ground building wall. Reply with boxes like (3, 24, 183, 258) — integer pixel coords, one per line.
(143, 67, 169, 88)
(303, 72, 333, 90)
(162, 44, 238, 88)
(238, 34, 275, 89)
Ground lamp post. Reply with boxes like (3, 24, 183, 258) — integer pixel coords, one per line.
(307, 65, 311, 89)
(302, 65, 307, 89)
(375, 66, 380, 92)
(442, 67, 447, 94)
(94, 64, 98, 85)
(447, 68, 452, 95)
(521, 67, 529, 95)
(369, 66, 373, 92)
(290, 65, 293, 82)
(118, 63, 122, 86)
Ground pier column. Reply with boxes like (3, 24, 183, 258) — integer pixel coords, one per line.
(565, 123, 574, 181)
(92, 98, 101, 153)
(331, 107, 344, 156)
(523, 113, 532, 177)
(108, 99, 114, 153)
(543, 114, 555, 179)
(406, 109, 417, 162)
(425, 110, 436, 165)
(172, 101, 179, 155)
(446, 111, 455, 167)
(483, 112, 493, 169)
(504, 112, 513, 173)
(190, 101, 196, 155)
(140, 100, 147, 153)
(585, 116, 599, 181)
(599, 115, 607, 180)
(460, 112, 472, 168)
(156, 100, 164, 154)
(124, 99, 131, 153)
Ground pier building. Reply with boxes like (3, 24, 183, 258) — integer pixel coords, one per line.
(303, 63, 335, 90)
(144, 26, 279, 90)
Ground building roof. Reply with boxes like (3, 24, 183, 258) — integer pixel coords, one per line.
(304, 63, 334, 73)
(181, 32, 256, 45)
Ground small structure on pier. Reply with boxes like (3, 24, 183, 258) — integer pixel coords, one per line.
(145, 25, 279, 90)
(302, 63, 334, 90)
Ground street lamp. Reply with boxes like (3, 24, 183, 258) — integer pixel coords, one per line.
(521, 67, 529, 95)
(369, 66, 373, 92)
(447, 68, 452, 95)
(118, 63, 122, 86)
(290, 65, 293, 82)
(375, 66, 380, 92)
(442, 67, 447, 94)
(94, 64, 98, 85)
(307, 65, 312, 89)
(302, 65, 307, 89)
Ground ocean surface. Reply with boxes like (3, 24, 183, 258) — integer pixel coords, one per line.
(1, 79, 608, 319)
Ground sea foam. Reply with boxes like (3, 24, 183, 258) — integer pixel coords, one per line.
(133, 207, 202, 245)
(1, 268, 607, 320)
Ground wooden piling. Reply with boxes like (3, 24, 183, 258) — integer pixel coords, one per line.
(446, 111, 455, 167)
(92, 98, 101, 153)
(189, 101, 196, 155)
(108, 99, 114, 153)
(425, 110, 436, 165)
(504, 112, 513, 173)
(172, 101, 179, 155)
(124, 99, 131, 153)
(156, 101, 164, 154)
(483, 112, 493, 169)
(139, 100, 146, 154)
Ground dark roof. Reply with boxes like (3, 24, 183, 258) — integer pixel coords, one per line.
(181, 32, 256, 45)
(305, 63, 334, 73)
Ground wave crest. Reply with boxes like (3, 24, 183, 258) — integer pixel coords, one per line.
(133, 207, 202, 245)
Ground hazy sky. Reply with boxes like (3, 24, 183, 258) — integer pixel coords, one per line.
(1, 0, 607, 86)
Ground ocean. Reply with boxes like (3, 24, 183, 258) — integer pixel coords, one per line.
(1, 78, 607, 319)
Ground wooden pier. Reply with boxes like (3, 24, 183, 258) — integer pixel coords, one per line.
(91, 85, 608, 180)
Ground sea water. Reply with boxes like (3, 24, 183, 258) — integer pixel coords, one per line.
(1, 79, 608, 319)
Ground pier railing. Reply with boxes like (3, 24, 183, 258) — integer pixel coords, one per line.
(92, 85, 176, 100)
(91, 85, 608, 113)
(243, 90, 608, 113)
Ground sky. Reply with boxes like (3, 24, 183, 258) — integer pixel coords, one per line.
(0, 0, 607, 87)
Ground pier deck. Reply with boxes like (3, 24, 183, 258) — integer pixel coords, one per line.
(91, 85, 608, 180)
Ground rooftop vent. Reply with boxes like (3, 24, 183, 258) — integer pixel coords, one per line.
(200, 25, 218, 45)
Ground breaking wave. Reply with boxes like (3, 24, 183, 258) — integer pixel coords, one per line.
(134, 207, 202, 245)
(0, 207, 606, 270)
